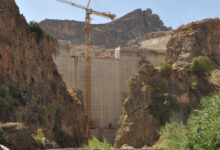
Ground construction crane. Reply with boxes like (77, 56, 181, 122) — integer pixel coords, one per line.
(56, 0, 115, 137)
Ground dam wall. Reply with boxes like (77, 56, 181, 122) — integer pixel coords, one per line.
(53, 34, 170, 142)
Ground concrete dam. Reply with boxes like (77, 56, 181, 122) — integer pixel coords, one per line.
(53, 33, 171, 143)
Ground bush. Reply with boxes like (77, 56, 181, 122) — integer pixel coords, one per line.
(0, 97, 10, 116)
(191, 82, 198, 91)
(190, 56, 213, 77)
(157, 91, 220, 150)
(159, 62, 172, 77)
(84, 136, 111, 150)
(29, 21, 43, 42)
(38, 105, 48, 127)
(0, 85, 21, 116)
(9, 86, 21, 98)
(32, 132, 45, 148)
(157, 122, 187, 150)
(148, 93, 178, 124)
(138, 68, 144, 74)
(38, 104, 57, 127)
(47, 104, 56, 121)
(0, 125, 6, 145)
(118, 108, 126, 125)
(51, 141, 59, 148)
(127, 77, 137, 90)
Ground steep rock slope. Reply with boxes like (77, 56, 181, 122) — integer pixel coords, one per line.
(114, 19, 220, 148)
(166, 19, 220, 67)
(0, 0, 86, 148)
(40, 9, 170, 48)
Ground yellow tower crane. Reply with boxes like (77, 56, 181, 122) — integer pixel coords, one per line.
(56, 0, 115, 137)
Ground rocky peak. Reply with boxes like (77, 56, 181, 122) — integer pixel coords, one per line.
(40, 8, 171, 48)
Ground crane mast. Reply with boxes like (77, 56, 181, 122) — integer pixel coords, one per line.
(85, 11, 91, 138)
(56, 0, 115, 138)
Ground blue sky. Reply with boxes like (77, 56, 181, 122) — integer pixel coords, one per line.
(15, 0, 220, 29)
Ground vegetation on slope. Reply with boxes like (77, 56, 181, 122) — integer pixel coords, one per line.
(149, 93, 178, 124)
(29, 21, 44, 42)
(0, 85, 22, 116)
(156, 91, 220, 150)
(159, 62, 172, 78)
(84, 136, 111, 150)
(190, 56, 213, 77)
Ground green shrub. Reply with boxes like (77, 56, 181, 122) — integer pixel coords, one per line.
(32, 132, 45, 148)
(157, 122, 187, 150)
(0, 85, 21, 116)
(47, 104, 56, 121)
(0, 85, 10, 97)
(127, 77, 137, 90)
(38, 104, 57, 127)
(0, 97, 9, 116)
(84, 136, 111, 150)
(159, 62, 172, 77)
(178, 74, 183, 82)
(29, 21, 43, 42)
(0, 125, 3, 134)
(38, 105, 48, 127)
(118, 108, 126, 125)
(138, 68, 144, 74)
(190, 56, 213, 77)
(0, 125, 6, 145)
(51, 141, 59, 148)
(191, 82, 198, 91)
(158, 91, 220, 150)
(148, 93, 178, 124)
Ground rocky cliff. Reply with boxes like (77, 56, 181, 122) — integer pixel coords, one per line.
(114, 19, 220, 148)
(166, 19, 220, 67)
(40, 9, 170, 48)
(0, 0, 86, 149)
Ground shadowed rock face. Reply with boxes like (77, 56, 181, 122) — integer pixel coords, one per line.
(114, 19, 220, 148)
(0, 123, 39, 150)
(0, 0, 86, 148)
(39, 9, 171, 48)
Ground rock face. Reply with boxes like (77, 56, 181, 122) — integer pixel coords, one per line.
(166, 19, 220, 67)
(114, 19, 220, 148)
(0, 0, 86, 148)
(0, 123, 39, 150)
(40, 9, 170, 48)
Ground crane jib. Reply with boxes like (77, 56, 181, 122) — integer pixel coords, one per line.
(56, 0, 115, 20)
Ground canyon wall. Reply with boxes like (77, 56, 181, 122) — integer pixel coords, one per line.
(0, 0, 86, 149)
(114, 19, 220, 148)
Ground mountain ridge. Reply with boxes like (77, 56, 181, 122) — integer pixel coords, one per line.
(40, 8, 171, 48)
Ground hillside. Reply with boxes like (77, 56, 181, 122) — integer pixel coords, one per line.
(114, 19, 220, 148)
(40, 8, 171, 48)
(0, 0, 86, 149)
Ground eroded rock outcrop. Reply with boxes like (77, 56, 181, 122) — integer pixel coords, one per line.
(166, 19, 220, 66)
(0, 0, 86, 148)
(114, 19, 220, 148)
(0, 123, 39, 150)
(40, 9, 171, 48)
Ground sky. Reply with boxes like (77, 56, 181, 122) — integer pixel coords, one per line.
(14, 0, 220, 29)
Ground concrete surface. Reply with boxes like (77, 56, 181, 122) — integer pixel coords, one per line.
(53, 36, 170, 142)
